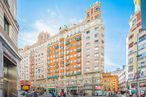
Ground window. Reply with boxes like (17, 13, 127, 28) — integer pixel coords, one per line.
(60, 46, 64, 49)
(129, 34, 134, 40)
(96, 7, 100, 11)
(128, 50, 134, 56)
(86, 36, 90, 40)
(74, 49, 76, 52)
(86, 31, 90, 34)
(138, 52, 146, 60)
(139, 61, 146, 69)
(128, 42, 134, 48)
(128, 58, 133, 64)
(95, 40, 98, 43)
(4, 16, 10, 34)
(86, 42, 90, 46)
(139, 35, 146, 43)
(3, 0, 9, 7)
(95, 27, 99, 30)
(132, 19, 136, 26)
(74, 54, 76, 57)
(74, 60, 77, 62)
(128, 66, 133, 72)
(95, 33, 98, 38)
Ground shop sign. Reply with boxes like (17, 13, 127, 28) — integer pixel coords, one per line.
(84, 86, 92, 89)
(139, 82, 146, 87)
(95, 86, 102, 90)
(22, 86, 29, 90)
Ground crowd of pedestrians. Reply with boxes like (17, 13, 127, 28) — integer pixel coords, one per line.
(104, 91, 146, 97)
(20, 89, 146, 97)
(49, 90, 66, 97)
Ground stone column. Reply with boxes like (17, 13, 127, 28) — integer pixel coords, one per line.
(0, 41, 3, 97)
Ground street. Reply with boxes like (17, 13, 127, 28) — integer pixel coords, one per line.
(19, 93, 105, 97)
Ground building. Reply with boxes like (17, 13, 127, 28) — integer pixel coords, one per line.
(140, 0, 146, 29)
(19, 1, 104, 96)
(102, 73, 118, 92)
(126, 0, 146, 95)
(111, 68, 124, 76)
(19, 32, 49, 88)
(111, 66, 127, 92)
(0, 0, 21, 97)
(118, 68, 127, 91)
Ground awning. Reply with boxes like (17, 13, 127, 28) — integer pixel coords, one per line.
(131, 90, 137, 93)
(67, 86, 77, 90)
(48, 88, 56, 91)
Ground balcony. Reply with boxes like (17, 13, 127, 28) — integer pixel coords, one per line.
(75, 37, 81, 41)
(77, 60, 81, 63)
(76, 48, 81, 52)
(77, 55, 81, 58)
(66, 41, 70, 45)
(48, 76, 59, 79)
(66, 72, 81, 77)
(65, 62, 70, 66)
(76, 66, 81, 69)
(55, 45, 59, 49)
(75, 72, 81, 75)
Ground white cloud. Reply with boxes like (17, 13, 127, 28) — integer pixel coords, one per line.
(104, 57, 122, 71)
(18, 31, 39, 47)
(69, 18, 83, 24)
(47, 9, 57, 17)
(34, 20, 54, 36)
(18, 19, 56, 48)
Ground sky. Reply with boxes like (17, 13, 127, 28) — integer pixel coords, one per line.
(17, 0, 135, 71)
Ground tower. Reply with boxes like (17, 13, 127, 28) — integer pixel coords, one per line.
(86, 1, 101, 21)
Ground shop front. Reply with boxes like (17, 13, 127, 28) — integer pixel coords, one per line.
(95, 85, 102, 96)
(67, 86, 78, 95)
(139, 80, 146, 96)
(84, 84, 93, 96)
(48, 88, 56, 92)
(20, 80, 31, 91)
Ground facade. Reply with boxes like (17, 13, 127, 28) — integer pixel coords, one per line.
(118, 68, 127, 91)
(19, 1, 104, 96)
(19, 32, 49, 88)
(102, 73, 118, 92)
(126, 0, 146, 95)
(141, 0, 146, 29)
(111, 68, 123, 76)
(111, 67, 127, 91)
(0, 0, 21, 97)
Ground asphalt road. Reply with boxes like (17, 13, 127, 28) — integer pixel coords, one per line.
(38, 93, 105, 97)
(18, 92, 105, 97)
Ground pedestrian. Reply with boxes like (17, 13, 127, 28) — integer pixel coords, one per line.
(60, 91, 63, 97)
(51, 91, 55, 97)
(54, 91, 56, 97)
(34, 91, 38, 97)
(133, 93, 138, 97)
(117, 91, 122, 97)
(57, 92, 60, 97)
(63, 92, 66, 97)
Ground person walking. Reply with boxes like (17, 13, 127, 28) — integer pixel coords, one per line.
(60, 91, 63, 97)
(57, 92, 60, 97)
(63, 92, 66, 97)
(34, 91, 38, 97)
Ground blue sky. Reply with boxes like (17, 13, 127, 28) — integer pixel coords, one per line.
(17, 0, 134, 71)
